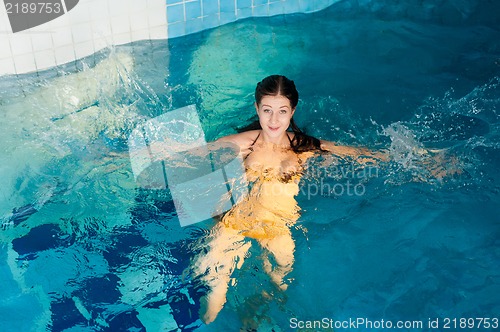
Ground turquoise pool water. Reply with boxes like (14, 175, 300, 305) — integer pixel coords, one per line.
(1, 1, 499, 331)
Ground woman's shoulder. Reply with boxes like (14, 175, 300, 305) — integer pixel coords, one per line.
(215, 130, 260, 149)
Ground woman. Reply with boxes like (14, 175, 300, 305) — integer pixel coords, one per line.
(191, 75, 388, 324)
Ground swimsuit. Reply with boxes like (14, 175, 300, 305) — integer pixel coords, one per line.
(244, 130, 293, 160)
(243, 131, 261, 161)
(222, 131, 304, 239)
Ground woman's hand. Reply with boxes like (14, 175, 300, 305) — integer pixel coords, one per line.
(414, 148, 463, 181)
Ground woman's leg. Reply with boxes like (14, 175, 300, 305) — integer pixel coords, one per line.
(192, 225, 250, 324)
(258, 231, 295, 290)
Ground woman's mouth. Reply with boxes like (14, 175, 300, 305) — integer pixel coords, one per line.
(268, 126, 280, 132)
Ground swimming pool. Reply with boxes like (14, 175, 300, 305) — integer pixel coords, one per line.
(1, 1, 499, 331)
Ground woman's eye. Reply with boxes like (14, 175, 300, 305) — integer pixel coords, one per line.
(279, 109, 287, 114)
(263, 109, 271, 113)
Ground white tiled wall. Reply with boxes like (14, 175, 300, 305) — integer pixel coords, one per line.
(165, 0, 341, 38)
(0, 0, 167, 76)
(0, 0, 338, 77)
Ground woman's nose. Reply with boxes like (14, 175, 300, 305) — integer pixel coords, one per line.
(270, 112, 278, 123)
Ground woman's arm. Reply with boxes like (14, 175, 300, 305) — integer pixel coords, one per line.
(320, 140, 389, 163)
(319, 140, 460, 180)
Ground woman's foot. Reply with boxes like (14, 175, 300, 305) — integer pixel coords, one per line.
(199, 285, 228, 324)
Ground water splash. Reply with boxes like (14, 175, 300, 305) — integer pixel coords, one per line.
(412, 77, 499, 146)
(0, 50, 163, 238)
(377, 77, 500, 186)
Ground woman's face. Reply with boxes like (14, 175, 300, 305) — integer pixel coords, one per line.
(255, 95, 295, 141)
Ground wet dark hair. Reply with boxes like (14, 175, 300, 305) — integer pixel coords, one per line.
(255, 75, 322, 152)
